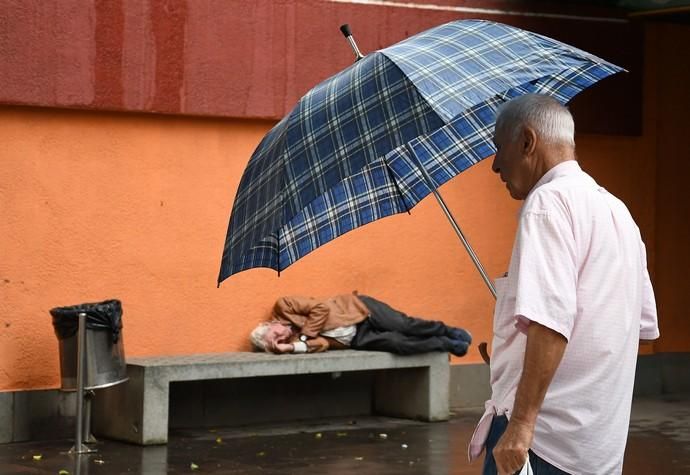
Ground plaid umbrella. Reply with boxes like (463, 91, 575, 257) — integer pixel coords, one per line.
(218, 19, 623, 287)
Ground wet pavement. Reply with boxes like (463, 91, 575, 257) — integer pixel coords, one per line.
(1, 396, 689, 474)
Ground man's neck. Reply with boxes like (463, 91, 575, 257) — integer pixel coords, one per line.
(532, 144, 576, 185)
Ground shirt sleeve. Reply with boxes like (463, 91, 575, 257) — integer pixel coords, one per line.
(639, 239, 660, 340)
(513, 195, 578, 341)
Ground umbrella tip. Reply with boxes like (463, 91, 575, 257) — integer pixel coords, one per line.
(339, 23, 365, 62)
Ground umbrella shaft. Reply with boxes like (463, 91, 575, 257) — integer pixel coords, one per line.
(346, 36, 365, 61)
(405, 143, 496, 299)
(430, 188, 498, 300)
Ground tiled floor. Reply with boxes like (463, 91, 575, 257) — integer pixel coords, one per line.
(1, 396, 689, 474)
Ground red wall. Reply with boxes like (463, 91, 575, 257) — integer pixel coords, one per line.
(1, 0, 640, 133)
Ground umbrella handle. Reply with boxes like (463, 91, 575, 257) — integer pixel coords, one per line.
(340, 24, 365, 62)
(478, 342, 491, 365)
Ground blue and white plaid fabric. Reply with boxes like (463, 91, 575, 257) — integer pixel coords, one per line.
(218, 19, 623, 283)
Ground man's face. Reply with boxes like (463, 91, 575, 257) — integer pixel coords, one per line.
(491, 124, 533, 200)
(264, 323, 293, 348)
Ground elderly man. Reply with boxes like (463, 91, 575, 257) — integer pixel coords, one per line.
(470, 94, 659, 475)
(250, 292, 472, 357)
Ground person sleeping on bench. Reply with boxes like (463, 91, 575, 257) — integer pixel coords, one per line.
(250, 292, 471, 356)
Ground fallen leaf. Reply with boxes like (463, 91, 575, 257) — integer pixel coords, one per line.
(58, 470, 70, 475)
(215, 437, 222, 444)
(314, 433, 322, 439)
(336, 432, 348, 437)
(378, 433, 388, 439)
(256, 451, 266, 457)
(32, 455, 42, 461)
(354, 456, 364, 461)
(401, 444, 408, 449)
(94, 459, 105, 465)
(190, 462, 199, 470)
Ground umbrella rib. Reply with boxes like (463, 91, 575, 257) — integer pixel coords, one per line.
(276, 227, 281, 277)
(383, 159, 412, 214)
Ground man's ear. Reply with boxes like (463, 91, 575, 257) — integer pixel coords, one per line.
(522, 125, 537, 156)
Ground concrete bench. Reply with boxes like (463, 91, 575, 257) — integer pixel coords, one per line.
(91, 350, 449, 445)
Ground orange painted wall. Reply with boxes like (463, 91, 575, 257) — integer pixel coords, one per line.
(2, 22, 688, 393)
(0, 101, 658, 392)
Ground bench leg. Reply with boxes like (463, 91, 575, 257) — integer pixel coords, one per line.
(93, 367, 170, 445)
(374, 355, 450, 422)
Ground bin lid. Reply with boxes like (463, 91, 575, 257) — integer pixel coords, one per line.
(50, 299, 123, 342)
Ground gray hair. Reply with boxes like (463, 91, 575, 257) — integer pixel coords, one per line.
(495, 94, 575, 147)
(249, 322, 272, 351)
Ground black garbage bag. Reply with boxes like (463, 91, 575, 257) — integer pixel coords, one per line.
(50, 299, 123, 343)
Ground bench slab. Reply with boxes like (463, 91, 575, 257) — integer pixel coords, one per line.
(93, 350, 449, 445)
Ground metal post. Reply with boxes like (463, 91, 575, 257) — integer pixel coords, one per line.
(83, 390, 98, 444)
(69, 312, 96, 454)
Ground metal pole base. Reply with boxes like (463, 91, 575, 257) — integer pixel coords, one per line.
(68, 444, 97, 454)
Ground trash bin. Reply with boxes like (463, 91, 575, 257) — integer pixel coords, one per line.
(50, 299, 128, 391)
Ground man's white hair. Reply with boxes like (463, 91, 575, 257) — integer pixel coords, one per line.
(249, 322, 272, 351)
(496, 94, 575, 147)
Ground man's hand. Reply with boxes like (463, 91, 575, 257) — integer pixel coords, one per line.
(493, 418, 533, 475)
(494, 322, 567, 474)
(270, 342, 294, 354)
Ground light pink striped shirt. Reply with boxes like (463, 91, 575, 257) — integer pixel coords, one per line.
(470, 161, 659, 474)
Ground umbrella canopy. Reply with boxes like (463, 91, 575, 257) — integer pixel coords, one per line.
(218, 19, 623, 285)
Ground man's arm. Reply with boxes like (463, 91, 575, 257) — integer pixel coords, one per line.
(493, 322, 567, 475)
(273, 297, 329, 337)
